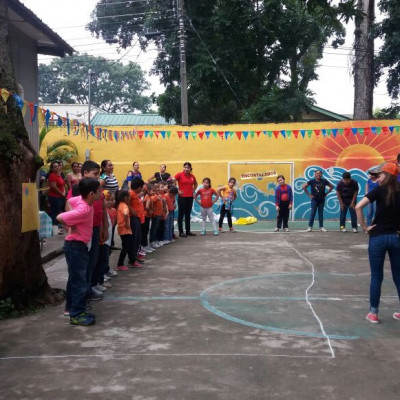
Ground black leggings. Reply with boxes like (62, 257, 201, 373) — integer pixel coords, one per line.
(277, 201, 290, 229)
(178, 196, 194, 234)
(219, 204, 232, 229)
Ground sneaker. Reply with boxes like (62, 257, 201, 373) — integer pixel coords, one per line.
(218, 228, 225, 233)
(70, 312, 95, 326)
(130, 261, 143, 268)
(213, 230, 219, 236)
(94, 284, 107, 292)
(352, 228, 358, 233)
(156, 241, 164, 246)
(366, 312, 379, 323)
(151, 242, 161, 248)
(274, 228, 280, 232)
(320, 227, 328, 232)
(136, 254, 146, 261)
(340, 226, 347, 232)
(179, 232, 187, 238)
(144, 246, 154, 253)
(92, 286, 103, 296)
(106, 268, 118, 277)
(393, 312, 400, 321)
(89, 291, 103, 301)
(138, 250, 147, 257)
(102, 281, 112, 288)
(229, 228, 236, 233)
(306, 227, 312, 232)
(63, 310, 70, 316)
(187, 232, 197, 236)
(163, 240, 171, 245)
(284, 228, 289, 232)
(201, 230, 206, 236)
(116, 265, 129, 271)
(103, 275, 110, 282)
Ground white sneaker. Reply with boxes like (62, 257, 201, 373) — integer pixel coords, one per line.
(284, 228, 289, 232)
(144, 246, 154, 253)
(150, 242, 161, 248)
(95, 284, 107, 292)
(163, 240, 171, 245)
(352, 228, 358, 233)
(157, 241, 164, 246)
(306, 227, 312, 232)
(274, 228, 280, 232)
(340, 226, 347, 232)
(91, 286, 103, 296)
(320, 227, 328, 232)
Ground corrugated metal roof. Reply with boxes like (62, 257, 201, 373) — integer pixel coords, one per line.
(91, 113, 175, 126)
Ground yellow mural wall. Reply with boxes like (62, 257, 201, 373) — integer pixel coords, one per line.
(41, 120, 400, 190)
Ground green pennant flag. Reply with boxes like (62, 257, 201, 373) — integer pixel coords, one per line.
(395, 126, 400, 134)
(191, 131, 197, 140)
(167, 131, 171, 138)
(286, 130, 292, 138)
(358, 128, 364, 136)
(229, 131, 234, 139)
(307, 130, 313, 138)
(212, 131, 217, 138)
(250, 130, 255, 138)
(338, 129, 344, 135)
(149, 131, 154, 138)
(327, 129, 332, 137)
(267, 131, 272, 138)
(376, 127, 382, 135)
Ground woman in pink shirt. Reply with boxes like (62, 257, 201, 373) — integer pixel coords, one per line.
(174, 162, 198, 237)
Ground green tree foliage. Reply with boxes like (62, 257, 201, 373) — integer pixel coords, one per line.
(39, 54, 151, 113)
(375, 0, 400, 103)
(88, 0, 355, 123)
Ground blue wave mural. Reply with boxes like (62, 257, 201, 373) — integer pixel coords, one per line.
(192, 166, 369, 220)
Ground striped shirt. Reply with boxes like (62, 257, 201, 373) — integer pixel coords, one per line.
(100, 173, 119, 193)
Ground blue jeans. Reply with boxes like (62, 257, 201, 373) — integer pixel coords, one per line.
(92, 244, 109, 286)
(308, 199, 325, 228)
(164, 211, 174, 241)
(367, 202, 375, 226)
(87, 227, 100, 295)
(64, 240, 89, 317)
(339, 203, 357, 228)
(48, 196, 64, 226)
(368, 234, 400, 313)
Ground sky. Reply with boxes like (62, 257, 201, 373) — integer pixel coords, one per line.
(20, 0, 392, 116)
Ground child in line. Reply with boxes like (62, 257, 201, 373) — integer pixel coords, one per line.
(156, 182, 170, 245)
(274, 175, 293, 232)
(129, 178, 145, 268)
(217, 177, 237, 232)
(57, 178, 101, 326)
(116, 190, 136, 270)
(195, 178, 219, 236)
(92, 190, 116, 293)
(141, 184, 154, 253)
(150, 184, 163, 248)
(336, 171, 359, 233)
(164, 186, 179, 242)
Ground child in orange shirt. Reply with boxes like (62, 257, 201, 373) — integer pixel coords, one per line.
(141, 184, 154, 253)
(195, 177, 219, 236)
(129, 178, 145, 268)
(164, 186, 179, 242)
(116, 190, 135, 271)
(150, 184, 164, 248)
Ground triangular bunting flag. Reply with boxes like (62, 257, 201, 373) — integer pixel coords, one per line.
(236, 131, 242, 140)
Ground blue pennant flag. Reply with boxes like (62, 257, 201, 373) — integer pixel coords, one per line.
(280, 130, 286, 139)
(300, 130, 305, 138)
(243, 131, 249, 140)
(332, 129, 338, 137)
(205, 131, 211, 138)
(184, 131, 189, 140)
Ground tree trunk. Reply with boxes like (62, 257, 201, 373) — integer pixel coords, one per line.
(0, 0, 62, 308)
(353, 0, 375, 120)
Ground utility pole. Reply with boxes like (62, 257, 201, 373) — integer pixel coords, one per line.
(177, 0, 188, 125)
(88, 69, 92, 140)
(353, 0, 375, 120)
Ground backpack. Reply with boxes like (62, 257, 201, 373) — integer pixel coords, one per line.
(121, 170, 133, 190)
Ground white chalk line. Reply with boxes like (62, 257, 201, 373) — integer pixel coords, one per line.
(0, 353, 331, 361)
(290, 246, 336, 359)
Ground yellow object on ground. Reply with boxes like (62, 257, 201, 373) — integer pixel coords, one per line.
(233, 217, 257, 225)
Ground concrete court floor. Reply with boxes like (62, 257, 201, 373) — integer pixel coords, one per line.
(1, 226, 400, 399)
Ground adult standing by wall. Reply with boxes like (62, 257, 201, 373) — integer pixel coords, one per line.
(174, 162, 198, 237)
(355, 162, 400, 324)
(100, 160, 119, 193)
(65, 162, 82, 199)
(126, 161, 142, 190)
(336, 171, 359, 233)
(303, 169, 334, 232)
(47, 161, 66, 234)
(148, 163, 171, 182)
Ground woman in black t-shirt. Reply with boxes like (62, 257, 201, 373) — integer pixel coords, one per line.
(148, 164, 171, 183)
(355, 162, 400, 324)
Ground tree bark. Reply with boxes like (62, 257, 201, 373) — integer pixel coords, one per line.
(353, 0, 375, 120)
(0, 0, 62, 308)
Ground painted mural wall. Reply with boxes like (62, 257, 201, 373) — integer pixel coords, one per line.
(42, 120, 400, 220)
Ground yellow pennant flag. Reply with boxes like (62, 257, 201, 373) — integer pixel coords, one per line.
(21, 183, 39, 233)
(1, 88, 10, 103)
